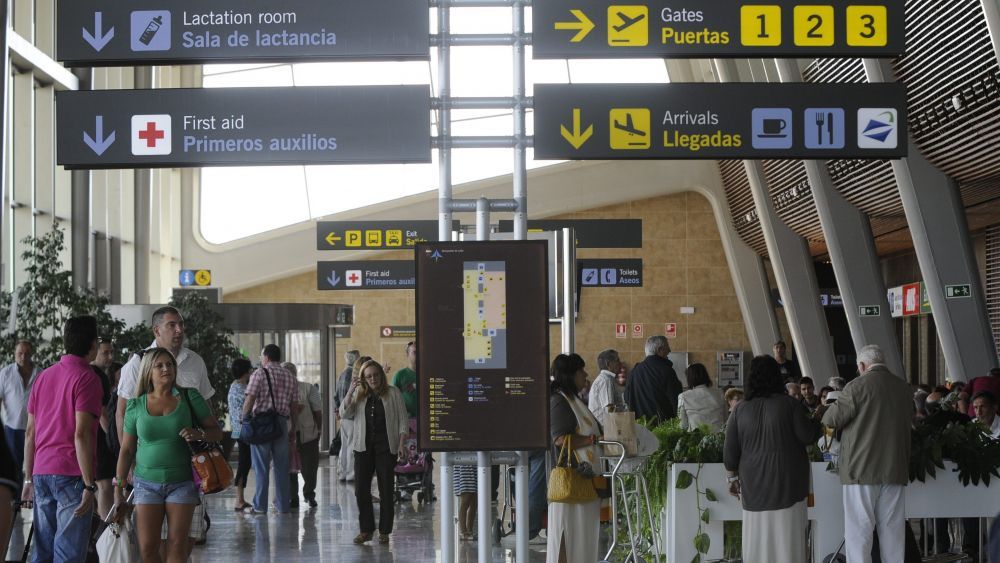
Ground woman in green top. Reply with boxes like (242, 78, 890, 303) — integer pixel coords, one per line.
(114, 348, 222, 563)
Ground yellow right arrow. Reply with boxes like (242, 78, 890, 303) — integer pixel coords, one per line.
(554, 9, 595, 43)
(560, 108, 593, 149)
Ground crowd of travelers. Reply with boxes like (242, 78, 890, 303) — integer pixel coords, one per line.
(1, 310, 999, 563)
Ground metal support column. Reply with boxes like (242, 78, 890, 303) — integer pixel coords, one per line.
(134, 67, 152, 303)
(863, 61, 997, 380)
(562, 228, 576, 354)
(70, 69, 91, 289)
(511, 5, 530, 558)
(773, 59, 904, 376)
(71, 170, 90, 288)
(437, 4, 455, 561)
(714, 59, 839, 386)
(512, 0, 528, 240)
(474, 198, 494, 562)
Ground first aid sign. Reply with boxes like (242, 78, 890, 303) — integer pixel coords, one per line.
(131, 115, 172, 155)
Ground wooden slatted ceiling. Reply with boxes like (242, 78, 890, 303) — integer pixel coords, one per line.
(894, 0, 1000, 184)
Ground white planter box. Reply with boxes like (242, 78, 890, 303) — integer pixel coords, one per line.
(664, 461, 1000, 562)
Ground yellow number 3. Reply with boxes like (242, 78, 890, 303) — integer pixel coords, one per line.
(846, 5, 888, 46)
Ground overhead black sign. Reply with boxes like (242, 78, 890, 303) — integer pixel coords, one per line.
(497, 219, 642, 248)
(317, 260, 415, 290)
(534, 83, 907, 160)
(416, 241, 550, 452)
(57, 0, 430, 66)
(533, 0, 904, 59)
(578, 259, 643, 287)
(316, 220, 459, 250)
(57, 85, 430, 169)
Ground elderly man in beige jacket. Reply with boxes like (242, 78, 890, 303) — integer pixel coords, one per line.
(822, 344, 913, 563)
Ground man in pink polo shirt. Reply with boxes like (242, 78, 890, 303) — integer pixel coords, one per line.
(22, 316, 104, 563)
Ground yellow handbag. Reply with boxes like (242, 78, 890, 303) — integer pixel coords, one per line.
(547, 436, 598, 503)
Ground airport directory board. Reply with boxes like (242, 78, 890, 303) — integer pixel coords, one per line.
(56, 85, 431, 169)
(533, 82, 908, 160)
(57, 0, 430, 66)
(416, 241, 550, 452)
(533, 0, 904, 58)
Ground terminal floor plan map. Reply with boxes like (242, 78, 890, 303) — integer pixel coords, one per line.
(463, 261, 507, 369)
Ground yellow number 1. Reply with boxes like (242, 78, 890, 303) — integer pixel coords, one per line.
(741, 6, 782, 46)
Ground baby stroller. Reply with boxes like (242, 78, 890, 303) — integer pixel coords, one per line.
(394, 418, 435, 504)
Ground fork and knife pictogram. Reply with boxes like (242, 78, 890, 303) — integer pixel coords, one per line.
(815, 111, 834, 145)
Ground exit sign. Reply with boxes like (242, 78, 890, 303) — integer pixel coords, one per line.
(859, 305, 881, 317)
(945, 284, 971, 298)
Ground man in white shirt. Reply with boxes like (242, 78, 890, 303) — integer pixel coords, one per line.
(972, 391, 1000, 439)
(588, 349, 624, 425)
(114, 306, 214, 554)
(0, 340, 41, 483)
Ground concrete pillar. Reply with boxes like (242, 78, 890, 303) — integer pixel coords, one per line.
(979, 0, 1000, 63)
(773, 59, 904, 376)
(700, 182, 781, 356)
(713, 59, 839, 386)
(865, 59, 998, 381)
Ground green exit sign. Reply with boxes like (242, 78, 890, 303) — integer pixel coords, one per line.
(859, 305, 881, 317)
(945, 284, 971, 298)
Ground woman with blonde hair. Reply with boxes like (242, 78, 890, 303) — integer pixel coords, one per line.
(340, 360, 408, 545)
(337, 355, 372, 480)
(114, 348, 222, 563)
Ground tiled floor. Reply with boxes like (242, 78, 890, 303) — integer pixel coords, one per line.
(6, 457, 549, 562)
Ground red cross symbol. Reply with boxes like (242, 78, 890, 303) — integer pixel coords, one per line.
(138, 121, 165, 148)
(348, 271, 360, 284)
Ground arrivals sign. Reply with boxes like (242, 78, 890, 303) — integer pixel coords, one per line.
(56, 85, 431, 169)
(533, 0, 904, 59)
(317, 260, 415, 290)
(316, 220, 459, 250)
(534, 83, 907, 160)
(57, 0, 430, 66)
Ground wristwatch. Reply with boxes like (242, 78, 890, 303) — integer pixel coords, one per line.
(726, 474, 740, 483)
(83, 483, 97, 493)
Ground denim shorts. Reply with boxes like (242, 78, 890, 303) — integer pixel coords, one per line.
(132, 476, 201, 505)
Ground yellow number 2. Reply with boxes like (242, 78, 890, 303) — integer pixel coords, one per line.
(741, 6, 781, 46)
(794, 6, 834, 46)
(846, 6, 887, 46)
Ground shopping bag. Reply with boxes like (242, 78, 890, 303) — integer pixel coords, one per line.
(547, 436, 597, 504)
(96, 519, 139, 563)
(603, 409, 638, 456)
(190, 442, 233, 494)
(182, 389, 234, 494)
